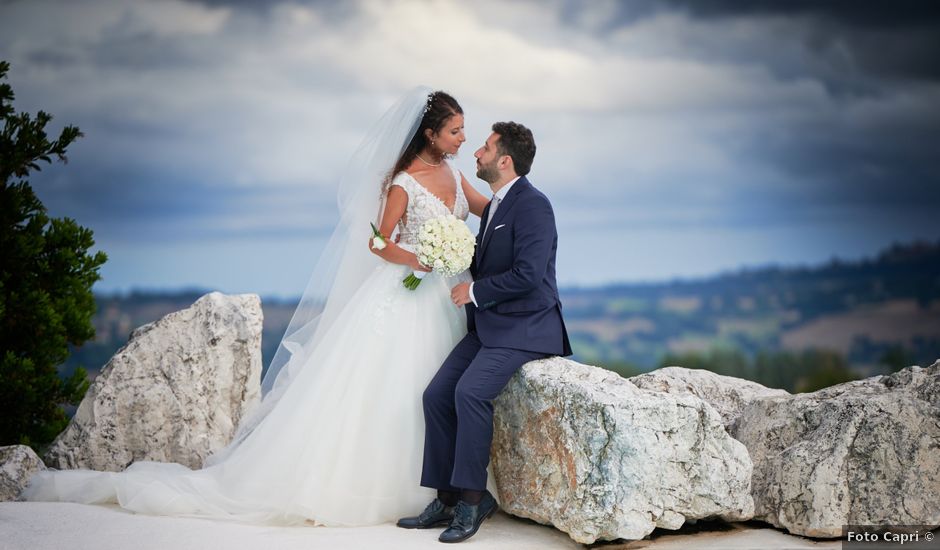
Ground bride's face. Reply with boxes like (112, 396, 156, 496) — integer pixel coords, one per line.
(431, 114, 466, 156)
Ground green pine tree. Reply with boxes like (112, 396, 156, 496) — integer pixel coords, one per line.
(0, 60, 107, 451)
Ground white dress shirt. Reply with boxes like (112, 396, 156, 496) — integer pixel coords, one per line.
(469, 176, 521, 307)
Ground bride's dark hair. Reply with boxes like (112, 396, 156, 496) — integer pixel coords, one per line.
(387, 90, 463, 182)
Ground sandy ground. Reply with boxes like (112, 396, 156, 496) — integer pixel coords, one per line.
(0, 501, 842, 550)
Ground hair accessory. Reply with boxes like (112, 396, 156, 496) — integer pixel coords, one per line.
(423, 91, 435, 114)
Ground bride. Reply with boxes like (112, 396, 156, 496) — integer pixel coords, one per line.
(21, 87, 491, 526)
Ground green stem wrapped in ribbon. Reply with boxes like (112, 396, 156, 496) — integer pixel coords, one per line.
(402, 271, 427, 290)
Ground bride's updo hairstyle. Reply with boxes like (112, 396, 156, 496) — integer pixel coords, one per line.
(388, 90, 463, 180)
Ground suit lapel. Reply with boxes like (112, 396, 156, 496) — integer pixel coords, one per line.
(478, 177, 528, 261)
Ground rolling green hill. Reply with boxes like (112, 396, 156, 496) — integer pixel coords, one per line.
(563, 240, 940, 379)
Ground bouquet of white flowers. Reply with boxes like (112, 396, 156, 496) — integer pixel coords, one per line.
(404, 214, 476, 290)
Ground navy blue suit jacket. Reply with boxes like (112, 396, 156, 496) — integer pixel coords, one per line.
(467, 176, 572, 357)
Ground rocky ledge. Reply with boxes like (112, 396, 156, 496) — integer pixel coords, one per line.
(730, 362, 940, 537)
(490, 357, 939, 542)
(2, 292, 936, 544)
(491, 357, 754, 544)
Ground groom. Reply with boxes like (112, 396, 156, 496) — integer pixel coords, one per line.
(398, 122, 571, 543)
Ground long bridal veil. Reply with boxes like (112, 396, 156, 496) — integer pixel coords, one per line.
(204, 86, 432, 465)
(21, 88, 435, 518)
(21, 86, 503, 525)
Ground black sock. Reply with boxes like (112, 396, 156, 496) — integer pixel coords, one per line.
(460, 489, 483, 505)
(437, 490, 458, 507)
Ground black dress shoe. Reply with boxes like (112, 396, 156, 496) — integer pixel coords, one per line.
(396, 498, 455, 529)
(438, 491, 498, 543)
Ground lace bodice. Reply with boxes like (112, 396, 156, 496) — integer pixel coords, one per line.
(389, 162, 469, 248)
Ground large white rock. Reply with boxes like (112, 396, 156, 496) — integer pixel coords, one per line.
(629, 367, 790, 429)
(0, 445, 46, 501)
(491, 357, 754, 544)
(730, 360, 940, 537)
(44, 292, 263, 471)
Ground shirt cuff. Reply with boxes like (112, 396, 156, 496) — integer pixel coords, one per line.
(469, 282, 478, 307)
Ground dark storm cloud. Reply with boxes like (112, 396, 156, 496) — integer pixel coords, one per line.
(3, 0, 937, 292)
(30, 159, 338, 244)
(23, 49, 79, 69)
(550, 0, 940, 87)
(184, 0, 274, 8)
(664, 0, 940, 83)
(182, 0, 358, 20)
(87, 32, 212, 71)
(565, 0, 940, 218)
(664, 0, 940, 29)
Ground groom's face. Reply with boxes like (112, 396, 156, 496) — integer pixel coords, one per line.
(474, 133, 503, 184)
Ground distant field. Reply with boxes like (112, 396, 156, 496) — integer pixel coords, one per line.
(781, 299, 940, 356)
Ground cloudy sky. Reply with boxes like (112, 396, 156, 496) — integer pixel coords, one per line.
(2, 0, 938, 297)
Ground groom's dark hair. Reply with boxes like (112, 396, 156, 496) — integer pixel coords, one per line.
(492, 121, 535, 176)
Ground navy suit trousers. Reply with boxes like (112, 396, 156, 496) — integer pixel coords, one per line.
(420, 332, 547, 491)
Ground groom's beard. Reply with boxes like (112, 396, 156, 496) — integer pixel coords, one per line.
(476, 161, 498, 184)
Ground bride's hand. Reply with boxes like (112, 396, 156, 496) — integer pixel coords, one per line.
(409, 255, 432, 273)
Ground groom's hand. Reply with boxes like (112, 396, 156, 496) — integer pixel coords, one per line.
(451, 282, 472, 307)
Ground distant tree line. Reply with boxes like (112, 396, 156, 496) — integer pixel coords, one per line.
(595, 342, 924, 393)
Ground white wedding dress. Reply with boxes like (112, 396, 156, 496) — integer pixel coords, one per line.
(21, 163, 473, 526)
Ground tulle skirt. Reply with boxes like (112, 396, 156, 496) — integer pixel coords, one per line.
(22, 260, 471, 526)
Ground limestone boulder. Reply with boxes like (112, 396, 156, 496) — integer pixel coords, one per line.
(44, 292, 263, 471)
(0, 445, 46, 501)
(491, 357, 754, 544)
(731, 361, 940, 537)
(629, 366, 789, 429)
